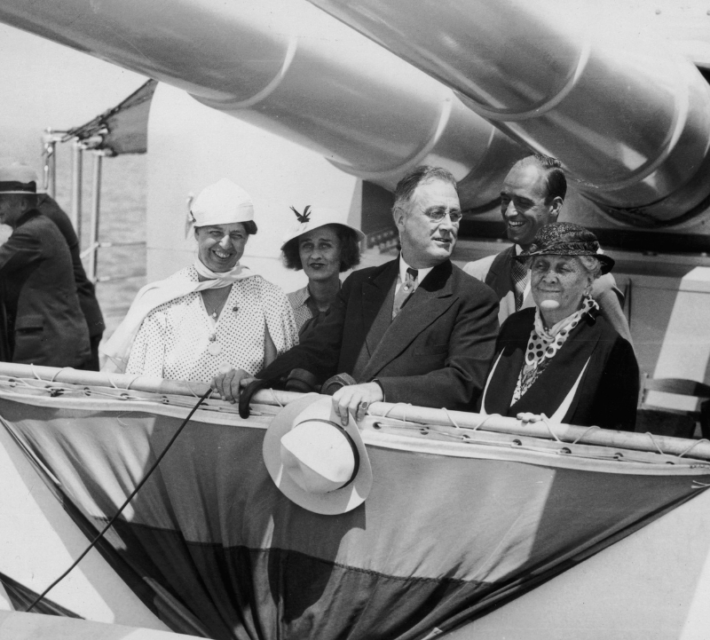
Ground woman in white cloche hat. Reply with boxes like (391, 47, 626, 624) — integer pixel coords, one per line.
(102, 179, 298, 382)
(281, 205, 364, 336)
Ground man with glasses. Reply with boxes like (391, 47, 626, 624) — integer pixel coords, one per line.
(464, 154, 631, 343)
(213, 165, 499, 422)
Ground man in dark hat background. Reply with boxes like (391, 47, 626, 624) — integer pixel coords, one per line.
(0, 160, 91, 368)
(463, 154, 632, 344)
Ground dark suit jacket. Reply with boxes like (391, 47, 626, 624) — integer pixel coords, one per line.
(37, 194, 105, 338)
(483, 245, 517, 300)
(480, 308, 639, 430)
(259, 259, 499, 409)
(0, 209, 91, 367)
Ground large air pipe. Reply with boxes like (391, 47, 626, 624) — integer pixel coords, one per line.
(0, 0, 525, 209)
(310, 0, 710, 228)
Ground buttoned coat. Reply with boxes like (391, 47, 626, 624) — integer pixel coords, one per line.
(259, 258, 499, 409)
(0, 209, 90, 367)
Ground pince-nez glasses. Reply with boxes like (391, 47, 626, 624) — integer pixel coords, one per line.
(424, 208, 463, 224)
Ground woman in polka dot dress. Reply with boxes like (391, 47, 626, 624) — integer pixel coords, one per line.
(101, 179, 298, 383)
(478, 223, 638, 431)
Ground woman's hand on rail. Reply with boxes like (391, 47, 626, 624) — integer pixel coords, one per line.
(212, 366, 255, 403)
(516, 412, 544, 425)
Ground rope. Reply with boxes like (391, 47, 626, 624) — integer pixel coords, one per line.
(185, 381, 201, 398)
(49, 368, 71, 382)
(29, 364, 43, 381)
(442, 408, 460, 429)
(571, 424, 601, 445)
(24, 388, 213, 613)
(9, 376, 35, 389)
(540, 414, 563, 442)
(270, 388, 284, 408)
(643, 432, 667, 456)
(380, 403, 412, 423)
(471, 413, 496, 433)
(678, 438, 710, 459)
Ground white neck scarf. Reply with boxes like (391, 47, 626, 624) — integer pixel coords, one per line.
(192, 259, 247, 284)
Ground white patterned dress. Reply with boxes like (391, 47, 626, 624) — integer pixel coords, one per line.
(126, 266, 298, 382)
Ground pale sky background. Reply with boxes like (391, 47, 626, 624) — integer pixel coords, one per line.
(0, 23, 148, 164)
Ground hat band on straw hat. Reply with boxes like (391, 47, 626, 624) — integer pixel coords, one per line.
(0, 181, 36, 194)
(263, 394, 373, 515)
(293, 418, 361, 490)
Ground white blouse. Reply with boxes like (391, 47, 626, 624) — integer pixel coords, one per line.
(126, 266, 298, 382)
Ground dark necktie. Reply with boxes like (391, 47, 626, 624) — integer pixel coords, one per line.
(511, 258, 528, 311)
(392, 268, 418, 318)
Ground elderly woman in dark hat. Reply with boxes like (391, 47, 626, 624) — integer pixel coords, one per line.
(479, 222, 639, 430)
(281, 205, 364, 336)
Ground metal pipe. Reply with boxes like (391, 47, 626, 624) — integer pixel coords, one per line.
(41, 131, 59, 198)
(309, 0, 710, 226)
(69, 141, 83, 236)
(0, 0, 524, 208)
(87, 152, 103, 282)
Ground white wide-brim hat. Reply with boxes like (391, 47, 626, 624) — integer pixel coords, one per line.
(281, 205, 365, 247)
(263, 394, 373, 515)
(0, 159, 41, 195)
(187, 178, 254, 232)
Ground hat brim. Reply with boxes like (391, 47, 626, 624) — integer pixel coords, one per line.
(516, 250, 615, 274)
(263, 394, 373, 515)
(281, 222, 366, 248)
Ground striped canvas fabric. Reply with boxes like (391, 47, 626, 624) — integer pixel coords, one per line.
(1, 384, 709, 639)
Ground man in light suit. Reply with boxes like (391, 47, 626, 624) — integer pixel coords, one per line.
(463, 154, 632, 343)
(213, 165, 499, 424)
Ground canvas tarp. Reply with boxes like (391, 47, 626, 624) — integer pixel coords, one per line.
(1, 383, 709, 640)
(63, 79, 157, 156)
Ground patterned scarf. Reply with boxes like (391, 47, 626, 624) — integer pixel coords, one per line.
(513, 296, 599, 402)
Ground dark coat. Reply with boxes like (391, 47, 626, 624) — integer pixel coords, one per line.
(259, 258, 500, 409)
(0, 209, 91, 367)
(483, 245, 518, 301)
(37, 194, 105, 338)
(480, 307, 639, 430)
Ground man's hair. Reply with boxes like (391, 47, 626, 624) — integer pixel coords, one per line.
(393, 165, 458, 212)
(281, 223, 361, 272)
(520, 154, 567, 203)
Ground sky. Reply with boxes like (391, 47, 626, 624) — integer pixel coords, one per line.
(0, 23, 147, 164)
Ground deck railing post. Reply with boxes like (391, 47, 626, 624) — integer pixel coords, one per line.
(42, 130, 59, 199)
(70, 141, 83, 240)
(87, 152, 103, 282)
